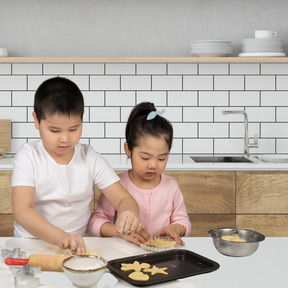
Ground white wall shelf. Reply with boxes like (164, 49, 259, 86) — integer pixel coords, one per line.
(1, 57, 288, 62)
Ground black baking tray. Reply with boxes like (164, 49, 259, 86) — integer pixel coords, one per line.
(107, 249, 220, 286)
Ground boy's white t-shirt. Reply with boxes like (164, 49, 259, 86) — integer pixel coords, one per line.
(11, 140, 119, 238)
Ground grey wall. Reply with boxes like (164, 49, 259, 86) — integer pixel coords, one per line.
(0, 0, 288, 57)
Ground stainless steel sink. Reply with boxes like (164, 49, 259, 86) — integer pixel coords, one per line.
(190, 155, 259, 163)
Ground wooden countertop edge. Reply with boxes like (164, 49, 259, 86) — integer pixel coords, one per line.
(1, 57, 288, 62)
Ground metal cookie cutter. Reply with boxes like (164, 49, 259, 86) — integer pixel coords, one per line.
(14, 264, 41, 288)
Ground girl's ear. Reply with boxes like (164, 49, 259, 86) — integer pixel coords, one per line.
(124, 142, 132, 158)
(32, 112, 40, 130)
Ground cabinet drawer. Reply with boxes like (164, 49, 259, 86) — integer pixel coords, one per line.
(165, 171, 235, 214)
(236, 171, 288, 213)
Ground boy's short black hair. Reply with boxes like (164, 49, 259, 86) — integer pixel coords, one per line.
(34, 77, 84, 122)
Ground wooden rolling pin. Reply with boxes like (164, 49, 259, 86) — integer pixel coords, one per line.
(5, 254, 70, 271)
(5, 251, 99, 272)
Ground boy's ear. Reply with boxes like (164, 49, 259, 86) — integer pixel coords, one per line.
(32, 112, 40, 129)
(124, 142, 132, 158)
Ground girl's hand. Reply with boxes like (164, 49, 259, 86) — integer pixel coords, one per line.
(120, 228, 151, 246)
(155, 224, 186, 246)
(56, 233, 87, 255)
(116, 210, 142, 235)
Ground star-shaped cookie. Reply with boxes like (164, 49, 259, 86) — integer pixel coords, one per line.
(143, 265, 168, 275)
(121, 261, 150, 272)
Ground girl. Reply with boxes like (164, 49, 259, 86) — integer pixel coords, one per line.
(88, 102, 191, 245)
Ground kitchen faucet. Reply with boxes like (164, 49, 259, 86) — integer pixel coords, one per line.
(222, 110, 258, 157)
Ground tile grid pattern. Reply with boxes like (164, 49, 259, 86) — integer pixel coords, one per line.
(1, 61, 288, 159)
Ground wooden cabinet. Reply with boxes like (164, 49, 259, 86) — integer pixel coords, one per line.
(236, 171, 288, 236)
(1, 169, 288, 237)
(0, 171, 14, 236)
(164, 171, 236, 237)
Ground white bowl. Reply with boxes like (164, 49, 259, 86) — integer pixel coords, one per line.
(62, 255, 107, 288)
(0, 48, 8, 57)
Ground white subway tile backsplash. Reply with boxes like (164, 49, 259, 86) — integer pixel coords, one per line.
(0, 107, 26, 122)
(261, 91, 288, 106)
(0, 91, 11, 106)
(261, 123, 288, 138)
(168, 138, 182, 154)
(229, 123, 259, 138)
(0, 76, 26, 90)
(172, 123, 197, 137)
(199, 123, 228, 138)
(199, 63, 228, 75)
(82, 123, 104, 137)
(161, 107, 182, 122)
(62, 75, 89, 90)
(183, 75, 213, 90)
(106, 91, 135, 106)
(277, 139, 288, 153)
(90, 75, 120, 90)
(136, 91, 166, 106)
(261, 63, 288, 75)
(168, 91, 197, 106)
(137, 63, 166, 75)
(0, 63, 11, 74)
(12, 91, 35, 106)
(230, 91, 260, 106)
(82, 91, 105, 106)
(1, 60, 288, 157)
(214, 107, 244, 122)
(276, 107, 288, 122)
(183, 107, 213, 122)
(90, 107, 120, 122)
(90, 138, 121, 154)
(106, 63, 135, 75)
(74, 63, 104, 75)
(121, 75, 151, 90)
(183, 139, 213, 154)
(245, 107, 275, 122)
(214, 76, 244, 90)
(199, 91, 229, 106)
(152, 75, 182, 91)
(43, 63, 73, 75)
(12, 63, 42, 75)
(12, 123, 39, 138)
(27, 107, 34, 122)
(230, 63, 260, 75)
(28, 75, 53, 90)
(276, 76, 288, 90)
(11, 138, 27, 153)
(105, 123, 126, 138)
(245, 75, 275, 90)
(255, 139, 275, 154)
(168, 63, 197, 75)
(214, 139, 243, 154)
(121, 107, 134, 122)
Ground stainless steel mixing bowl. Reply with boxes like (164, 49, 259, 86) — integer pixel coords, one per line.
(208, 228, 265, 257)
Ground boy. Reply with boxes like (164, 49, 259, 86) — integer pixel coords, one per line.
(12, 77, 141, 254)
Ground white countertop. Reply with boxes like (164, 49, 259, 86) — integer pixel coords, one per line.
(2, 154, 288, 171)
(0, 236, 286, 288)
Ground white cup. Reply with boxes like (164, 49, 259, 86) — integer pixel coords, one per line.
(255, 30, 277, 38)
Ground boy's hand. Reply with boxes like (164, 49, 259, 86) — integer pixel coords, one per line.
(155, 224, 186, 246)
(120, 228, 151, 246)
(116, 210, 142, 235)
(56, 233, 87, 255)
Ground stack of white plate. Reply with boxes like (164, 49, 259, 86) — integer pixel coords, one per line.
(239, 38, 285, 57)
(190, 40, 233, 57)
